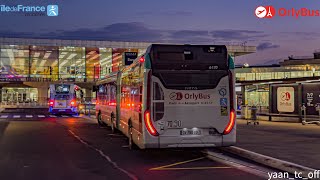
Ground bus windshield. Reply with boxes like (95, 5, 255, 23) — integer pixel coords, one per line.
(55, 84, 70, 93)
(149, 45, 229, 89)
(150, 45, 228, 71)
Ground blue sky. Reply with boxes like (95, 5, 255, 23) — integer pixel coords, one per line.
(0, 0, 319, 65)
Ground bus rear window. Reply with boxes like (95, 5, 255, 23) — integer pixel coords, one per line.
(55, 84, 70, 93)
(153, 71, 228, 90)
(150, 45, 228, 70)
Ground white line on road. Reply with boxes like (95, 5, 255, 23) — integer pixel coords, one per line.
(68, 130, 137, 180)
(49, 115, 56, 117)
(38, 115, 45, 118)
(13, 115, 20, 118)
(0, 115, 8, 118)
(26, 115, 33, 118)
(61, 115, 69, 117)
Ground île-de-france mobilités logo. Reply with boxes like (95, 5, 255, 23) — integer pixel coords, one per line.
(47, 5, 58, 16)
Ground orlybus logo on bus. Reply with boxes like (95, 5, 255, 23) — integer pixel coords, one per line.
(255, 6, 320, 19)
(169, 92, 210, 101)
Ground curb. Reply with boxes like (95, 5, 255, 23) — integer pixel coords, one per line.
(80, 115, 96, 121)
(215, 146, 316, 178)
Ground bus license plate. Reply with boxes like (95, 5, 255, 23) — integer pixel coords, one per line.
(180, 129, 201, 135)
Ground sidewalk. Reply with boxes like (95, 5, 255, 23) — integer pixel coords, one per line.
(236, 119, 320, 169)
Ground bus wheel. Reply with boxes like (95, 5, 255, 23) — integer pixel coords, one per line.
(128, 126, 134, 150)
(110, 116, 115, 133)
(97, 114, 105, 127)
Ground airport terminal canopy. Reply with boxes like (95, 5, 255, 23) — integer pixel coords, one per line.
(0, 37, 256, 83)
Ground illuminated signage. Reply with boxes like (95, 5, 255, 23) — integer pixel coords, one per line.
(277, 87, 294, 112)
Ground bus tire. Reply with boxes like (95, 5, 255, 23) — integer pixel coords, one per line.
(97, 113, 106, 127)
(110, 115, 115, 133)
(128, 126, 135, 150)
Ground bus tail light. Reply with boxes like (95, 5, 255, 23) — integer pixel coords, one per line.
(108, 102, 116, 106)
(223, 70, 235, 135)
(144, 110, 158, 136)
(70, 99, 76, 107)
(144, 70, 158, 136)
(223, 108, 235, 134)
(139, 56, 145, 63)
(49, 100, 54, 107)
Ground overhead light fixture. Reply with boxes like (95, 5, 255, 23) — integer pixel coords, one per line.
(67, 53, 77, 60)
(43, 52, 51, 59)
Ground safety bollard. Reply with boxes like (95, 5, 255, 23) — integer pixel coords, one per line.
(88, 102, 91, 117)
(301, 104, 307, 125)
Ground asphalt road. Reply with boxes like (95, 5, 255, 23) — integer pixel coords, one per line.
(237, 119, 320, 169)
(0, 112, 263, 180)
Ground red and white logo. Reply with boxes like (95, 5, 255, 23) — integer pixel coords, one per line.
(281, 92, 291, 101)
(169, 92, 183, 100)
(255, 6, 276, 18)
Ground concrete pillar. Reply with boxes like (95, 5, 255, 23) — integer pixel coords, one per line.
(241, 85, 246, 106)
(0, 87, 2, 103)
(37, 86, 49, 104)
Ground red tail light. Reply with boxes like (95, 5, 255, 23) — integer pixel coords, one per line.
(144, 110, 158, 136)
(223, 70, 236, 135)
(108, 102, 116, 106)
(144, 70, 158, 136)
(224, 109, 235, 134)
(139, 56, 145, 63)
(49, 100, 54, 107)
(70, 99, 76, 106)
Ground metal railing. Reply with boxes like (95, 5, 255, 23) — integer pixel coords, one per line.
(236, 70, 320, 82)
(0, 97, 97, 109)
(0, 102, 48, 108)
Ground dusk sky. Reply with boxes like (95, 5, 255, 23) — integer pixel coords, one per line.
(0, 0, 319, 65)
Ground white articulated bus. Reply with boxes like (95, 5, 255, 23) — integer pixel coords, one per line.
(96, 44, 236, 149)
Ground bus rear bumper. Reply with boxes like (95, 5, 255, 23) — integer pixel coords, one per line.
(144, 135, 234, 148)
(49, 108, 78, 114)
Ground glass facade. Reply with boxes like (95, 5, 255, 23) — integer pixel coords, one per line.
(0, 45, 145, 82)
(1, 88, 38, 102)
(235, 64, 320, 114)
(236, 66, 320, 81)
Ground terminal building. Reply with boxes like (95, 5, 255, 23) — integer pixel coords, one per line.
(0, 37, 256, 107)
(236, 51, 320, 121)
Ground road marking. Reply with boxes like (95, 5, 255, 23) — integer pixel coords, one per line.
(68, 130, 137, 180)
(108, 134, 124, 137)
(150, 157, 205, 170)
(38, 115, 45, 118)
(49, 115, 56, 117)
(26, 115, 33, 118)
(0, 115, 8, 118)
(151, 166, 232, 170)
(61, 115, 69, 117)
(13, 115, 20, 118)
